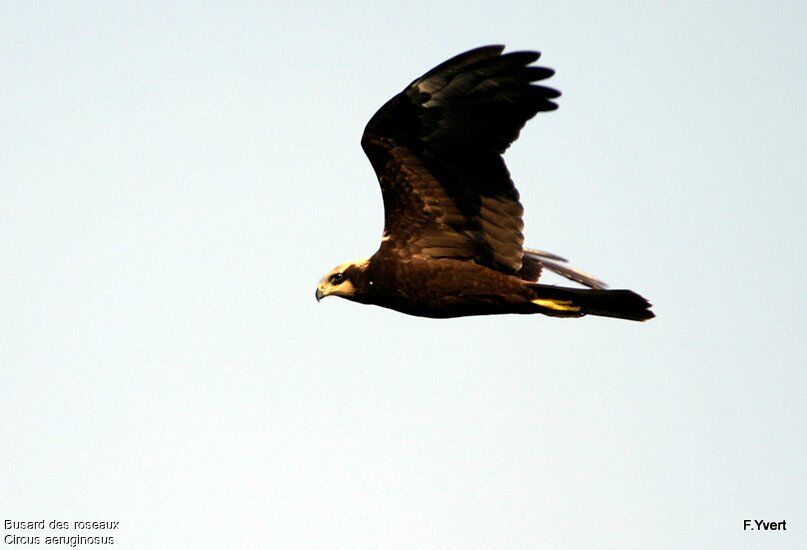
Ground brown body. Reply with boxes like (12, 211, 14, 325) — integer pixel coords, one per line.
(352, 252, 537, 318)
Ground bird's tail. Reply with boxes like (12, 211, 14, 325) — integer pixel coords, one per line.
(528, 284, 655, 322)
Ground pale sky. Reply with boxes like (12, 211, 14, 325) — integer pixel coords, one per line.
(2, 1, 806, 548)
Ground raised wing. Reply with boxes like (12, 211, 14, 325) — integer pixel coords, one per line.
(361, 45, 559, 273)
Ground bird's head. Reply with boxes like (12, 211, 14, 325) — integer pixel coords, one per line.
(315, 257, 370, 302)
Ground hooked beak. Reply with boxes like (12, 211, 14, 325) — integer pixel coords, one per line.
(315, 286, 325, 302)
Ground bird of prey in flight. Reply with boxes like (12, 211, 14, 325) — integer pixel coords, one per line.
(316, 45, 654, 321)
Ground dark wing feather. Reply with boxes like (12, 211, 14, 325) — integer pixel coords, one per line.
(361, 45, 559, 273)
(521, 248, 609, 289)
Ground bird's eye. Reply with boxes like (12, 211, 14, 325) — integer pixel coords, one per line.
(330, 272, 345, 284)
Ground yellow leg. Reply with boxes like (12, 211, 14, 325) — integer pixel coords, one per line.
(531, 298, 582, 312)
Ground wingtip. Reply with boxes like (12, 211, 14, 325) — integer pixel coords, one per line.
(474, 44, 506, 54)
